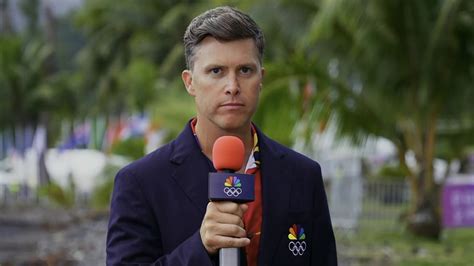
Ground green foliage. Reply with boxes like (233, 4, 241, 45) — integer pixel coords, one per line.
(373, 164, 409, 182)
(0, 36, 53, 127)
(36, 164, 120, 210)
(38, 178, 76, 208)
(304, 0, 474, 237)
(119, 58, 157, 113)
(73, 0, 207, 116)
(90, 165, 119, 210)
(254, 81, 299, 146)
(305, 0, 474, 146)
(151, 82, 196, 141)
(337, 224, 474, 265)
(0, 1, 84, 160)
(110, 137, 145, 160)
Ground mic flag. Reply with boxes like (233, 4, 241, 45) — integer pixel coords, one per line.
(209, 173, 254, 202)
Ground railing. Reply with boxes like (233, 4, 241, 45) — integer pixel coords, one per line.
(360, 180, 410, 228)
(329, 179, 410, 265)
(329, 178, 410, 232)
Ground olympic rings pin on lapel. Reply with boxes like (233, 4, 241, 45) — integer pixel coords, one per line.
(288, 224, 307, 256)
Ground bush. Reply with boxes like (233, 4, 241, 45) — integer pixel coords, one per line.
(90, 164, 120, 210)
(110, 137, 145, 160)
(374, 164, 408, 182)
(38, 178, 75, 208)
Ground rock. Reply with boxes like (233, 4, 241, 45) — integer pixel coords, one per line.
(0, 206, 108, 265)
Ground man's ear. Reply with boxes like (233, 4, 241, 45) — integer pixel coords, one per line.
(259, 67, 265, 91)
(182, 70, 195, 96)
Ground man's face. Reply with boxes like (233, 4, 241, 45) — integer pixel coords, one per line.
(182, 37, 264, 132)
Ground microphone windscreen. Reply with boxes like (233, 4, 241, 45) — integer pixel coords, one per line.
(212, 136, 245, 171)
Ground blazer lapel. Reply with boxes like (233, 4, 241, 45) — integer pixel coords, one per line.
(169, 124, 212, 215)
(257, 132, 291, 265)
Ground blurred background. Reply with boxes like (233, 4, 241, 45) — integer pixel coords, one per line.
(1, 0, 474, 265)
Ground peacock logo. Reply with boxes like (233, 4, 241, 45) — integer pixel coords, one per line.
(223, 176, 242, 197)
(288, 224, 307, 256)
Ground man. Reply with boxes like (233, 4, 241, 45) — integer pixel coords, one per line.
(107, 6, 337, 266)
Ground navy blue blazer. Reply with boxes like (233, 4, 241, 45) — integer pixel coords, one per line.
(106, 123, 337, 265)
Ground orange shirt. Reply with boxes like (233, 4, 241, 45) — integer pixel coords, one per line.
(242, 168, 261, 266)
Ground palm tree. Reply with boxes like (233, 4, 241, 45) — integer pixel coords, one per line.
(0, 0, 82, 184)
(74, 0, 210, 116)
(297, 0, 474, 238)
(246, 0, 325, 145)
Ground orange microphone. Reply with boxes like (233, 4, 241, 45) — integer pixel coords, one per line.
(212, 136, 245, 172)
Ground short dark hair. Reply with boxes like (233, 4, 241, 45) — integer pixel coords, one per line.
(183, 6, 265, 70)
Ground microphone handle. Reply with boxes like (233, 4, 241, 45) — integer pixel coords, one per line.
(219, 247, 240, 266)
(213, 170, 249, 266)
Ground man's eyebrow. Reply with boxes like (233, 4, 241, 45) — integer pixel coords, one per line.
(203, 63, 225, 69)
(237, 62, 258, 68)
(202, 62, 259, 70)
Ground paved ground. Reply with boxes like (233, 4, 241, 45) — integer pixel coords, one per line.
(0, 206, 362, 265)
(0, 206, 107, 265)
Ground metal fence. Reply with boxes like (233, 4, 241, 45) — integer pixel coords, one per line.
(359, 180, 410, 228)
(329, 178, 410, 232)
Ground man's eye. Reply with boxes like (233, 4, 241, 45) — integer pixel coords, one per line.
(211, 68, 221, 74)
(241, 67, 252, 74)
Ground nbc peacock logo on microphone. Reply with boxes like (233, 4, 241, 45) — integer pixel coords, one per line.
(288, 224, 307, 256)
(223, 176, 242, 197)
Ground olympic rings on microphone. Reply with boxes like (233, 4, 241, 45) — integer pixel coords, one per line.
(288, 241, 307, 256)
(223, 187, 242, 197)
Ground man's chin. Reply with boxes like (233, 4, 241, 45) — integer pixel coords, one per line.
(216, 119, 250, 132)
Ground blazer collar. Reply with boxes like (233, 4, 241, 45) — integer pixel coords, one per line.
(169, 121, 286, 165)
(169, 121, 205, 165)
(169, 122, 213, 214)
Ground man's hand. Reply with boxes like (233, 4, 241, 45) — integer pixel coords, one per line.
(200, 201, 250, 254)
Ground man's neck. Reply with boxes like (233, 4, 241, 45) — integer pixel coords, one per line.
(195, 119, 253, 171)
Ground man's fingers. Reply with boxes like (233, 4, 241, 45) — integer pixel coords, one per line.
(213, 202, 248, 217)
(202, 221, 247, 238)
(201, 202, 249, 254)
(206, 212, 244, 228)
(214, 223, 248, 238)
(205, 235, 251, 251)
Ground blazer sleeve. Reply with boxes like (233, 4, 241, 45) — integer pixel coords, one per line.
(106, 168, 214, 266)
(312, 164, 338, 266)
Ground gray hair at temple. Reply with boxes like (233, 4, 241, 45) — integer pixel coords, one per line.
(183, 6, 265, 70)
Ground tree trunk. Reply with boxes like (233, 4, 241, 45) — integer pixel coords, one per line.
(406, 110, 441, 239)
(406, 179, 441, 239)
(38, 148, 50, 185)
(38, 114, 50, 186)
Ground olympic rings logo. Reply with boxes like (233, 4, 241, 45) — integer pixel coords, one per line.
(288, 241, 307, 256)
(223, 187, 242, 197)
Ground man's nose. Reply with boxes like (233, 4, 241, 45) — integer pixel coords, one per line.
(225, 74, 240, 96)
